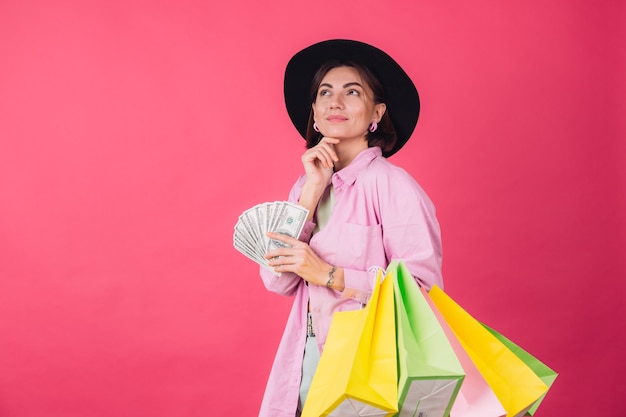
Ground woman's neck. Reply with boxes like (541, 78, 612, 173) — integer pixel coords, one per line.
(333, 138, 368, 171)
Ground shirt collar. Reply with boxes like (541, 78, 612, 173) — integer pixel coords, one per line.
(332, 147, 382, 188)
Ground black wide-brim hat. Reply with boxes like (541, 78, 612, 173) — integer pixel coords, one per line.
(284, 39, 420, 157)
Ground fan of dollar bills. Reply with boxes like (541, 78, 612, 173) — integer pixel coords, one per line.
(233, 201, 309, 275)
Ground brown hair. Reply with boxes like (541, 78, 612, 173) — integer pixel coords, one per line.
(305, 59, 398, 155)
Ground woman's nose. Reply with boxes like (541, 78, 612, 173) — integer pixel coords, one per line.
(330, 97, 344, 109)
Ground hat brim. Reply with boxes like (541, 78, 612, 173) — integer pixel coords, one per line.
(284, 39, 419, 157)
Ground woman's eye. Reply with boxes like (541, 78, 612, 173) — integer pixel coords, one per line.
(347, 89, 360, 96)
(319, 90, 330, 97)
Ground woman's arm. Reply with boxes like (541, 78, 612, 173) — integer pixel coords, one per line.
(298, 136, 339, 220)
(333, 164, 443, 300)
(378, 167, 443, 290)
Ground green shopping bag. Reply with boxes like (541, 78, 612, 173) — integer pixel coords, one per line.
(391, 260, 465, 417)
(481, 323, 558, 415)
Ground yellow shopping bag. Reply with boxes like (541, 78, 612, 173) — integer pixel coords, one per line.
(302, 269, 398, 417)
(422, 288, 506, 417)
(481, 323, 558, 416)
(428, 286, 549, 417)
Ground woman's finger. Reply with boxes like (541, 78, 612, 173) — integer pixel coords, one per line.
(266, 232, 300, 245)
(264, 232, 302, 260)
(316, 138, 339, 161)
(307, 146, 336, 168)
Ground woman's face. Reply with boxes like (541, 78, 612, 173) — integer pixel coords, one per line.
(312, 66, 386, 144)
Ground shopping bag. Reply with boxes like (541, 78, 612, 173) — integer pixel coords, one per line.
(391, 260, 465, 417)
(302, 269, 398, 417)
(422, 288, 506, 417)
(428, 285, 549, 417)
(481, 323, 558, 416)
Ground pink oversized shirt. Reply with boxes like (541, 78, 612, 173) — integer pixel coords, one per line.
(258, 147, 443, 417)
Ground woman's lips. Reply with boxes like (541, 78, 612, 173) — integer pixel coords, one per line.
(327, 115, 348, 122)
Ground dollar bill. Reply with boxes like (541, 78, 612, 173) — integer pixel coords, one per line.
(233, 201, 309, 275)
(266, 202, 309, 252)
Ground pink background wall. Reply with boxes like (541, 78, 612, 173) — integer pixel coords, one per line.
(1, 0, 624, 416)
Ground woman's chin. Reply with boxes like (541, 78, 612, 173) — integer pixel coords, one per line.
(320, 132, 366, 143)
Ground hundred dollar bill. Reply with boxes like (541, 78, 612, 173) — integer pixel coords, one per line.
(241, 207, 261, 246)
(233, 232, 263, 264)
(233, 238, 276, 275)
(254, 203, 270, 250)
(234, 216, 259, 257)
(266, 202, 309, 252)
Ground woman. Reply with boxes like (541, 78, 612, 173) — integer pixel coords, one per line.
(258, 39, 443, 417)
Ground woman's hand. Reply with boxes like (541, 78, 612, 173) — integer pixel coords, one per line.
(298, 137, 340, 219)
(265, 232, 333, 287)
(301, 137, 339, 187)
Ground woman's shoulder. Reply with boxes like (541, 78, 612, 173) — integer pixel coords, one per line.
(367, 157, 439, 218)
(363, 156, 435, 204)
(363, 156, 421, 188)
